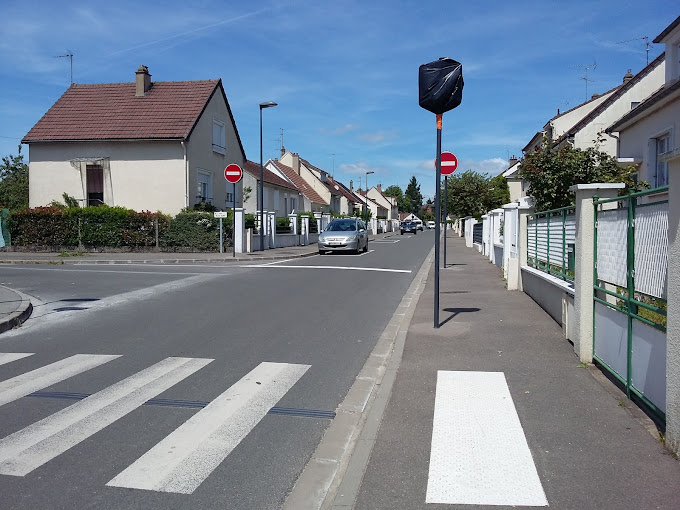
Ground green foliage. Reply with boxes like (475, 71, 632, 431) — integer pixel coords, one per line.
(276, 216, 292, 233)
(404, 176, 423, 215)
(0, 147, 29, 211)
(445, 170, 506, 220)
(519, 136, 646, 211)
(49, 193, 81, 209)
(242, 186, 252, 205)
(192, 201, 218, 212)
(383, 185, 411, 212)
(9, 206, 169, 248)
(160, 211, 226, 251)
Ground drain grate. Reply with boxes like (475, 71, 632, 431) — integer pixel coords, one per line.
(26, 391, 336, 419)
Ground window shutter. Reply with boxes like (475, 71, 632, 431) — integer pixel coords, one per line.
(647, 138, 656, 185)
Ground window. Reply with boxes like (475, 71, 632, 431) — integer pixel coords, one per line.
(274, 190, 280, 210)
(86, 164, 104, 206)
(630, 101, 640, 109)
(212, 120, 226, 154)
(654, 134, 669, 187)
(225, 192, 234, 205)
(197, 170, 213, 203)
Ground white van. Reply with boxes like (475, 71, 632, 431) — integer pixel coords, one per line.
(413, 219, 423, 231)
(426, 220, 436, 229)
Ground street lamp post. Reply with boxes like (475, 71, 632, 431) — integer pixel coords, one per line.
(365, 170, 374, 223)
(259, 101, 277, 251)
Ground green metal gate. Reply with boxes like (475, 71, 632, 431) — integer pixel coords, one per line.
(593, 187, 668, 424)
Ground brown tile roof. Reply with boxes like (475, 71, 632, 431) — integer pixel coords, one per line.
(270, 161, 328, 205)
(243, 160, 298, 191)
(607, 80, 680, 133)
(328, 177, 360, 203)
(22, 80, 244, 151)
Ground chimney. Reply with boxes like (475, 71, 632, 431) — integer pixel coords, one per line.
(135, 65, 152, 96)
(509, 155, 518, 167)
(377, 184, 382, 192)
(280, 146, 286, 158)
(350, 180, 353, 192)
(292, 153, 300, 174)
(623, 69, 634, 84)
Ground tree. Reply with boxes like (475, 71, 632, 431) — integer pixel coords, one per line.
(519, 136, 644, 211)
(404, 176, 423, 215)
(0, 147, 29, 211)
(242, 185, 252, 205)
(445, 170, 492, 219)
(484, 173, 510, 211)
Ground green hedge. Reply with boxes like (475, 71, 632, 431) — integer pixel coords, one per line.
(7, 206, 236, 251)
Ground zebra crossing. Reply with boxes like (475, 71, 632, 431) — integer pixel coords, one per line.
(0, 352, 310, 494)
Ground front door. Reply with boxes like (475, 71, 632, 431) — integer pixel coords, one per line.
(86, 165, 104, 206)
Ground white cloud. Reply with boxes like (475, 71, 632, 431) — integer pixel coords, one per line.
(357, 129, 398, 144)
(337, 161, 386, 177)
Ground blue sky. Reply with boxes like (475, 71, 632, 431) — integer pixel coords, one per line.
(0, 0, 672, 199)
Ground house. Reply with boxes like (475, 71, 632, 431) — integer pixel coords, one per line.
(22, 66, 246, 216)
(399, 213, 420, 222)
(326, 175, 362, 215)
(241, 160, 300, 216)
(606, 15, 680, 193)
(265, 159, 328, 212)
(356, 190, 386, 219)
(276, 150, 331, 212)
(553, 56, 665, 156)
(502, 156, 528, 202)
(367, 184, 399, 220)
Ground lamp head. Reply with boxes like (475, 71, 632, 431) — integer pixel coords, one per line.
(366, 171, 375, 175)
(259, 101, 278, 109)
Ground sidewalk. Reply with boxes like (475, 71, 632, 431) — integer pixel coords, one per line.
(340, 234, 680, 510)
(0, 286, 32, 335)
(0, 231, 397, 265)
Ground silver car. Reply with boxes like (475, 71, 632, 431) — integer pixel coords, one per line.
(318, 218, 369, 254)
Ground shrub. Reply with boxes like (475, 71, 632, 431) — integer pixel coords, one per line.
(160, 211, 229, 251)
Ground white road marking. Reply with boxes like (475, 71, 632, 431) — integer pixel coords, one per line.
(0, 353, 33, 366)
(107, 361, 310, 494)
(0, 266, 203, 275)
(357, 250, 375, 256)
(0, 357, 212, 476)
(3, 274, 217, 336)
(426, 371, 548, 507)
(241, 265, 411, 273)
(0, 354, 119, 407)
(259, 258, 295, 265)
(371, 239, 400, 243)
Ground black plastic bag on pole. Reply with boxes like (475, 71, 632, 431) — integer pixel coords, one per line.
(418, 58, 464, 114)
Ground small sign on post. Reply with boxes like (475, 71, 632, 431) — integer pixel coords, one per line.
(440, 151, 458, 176)
(224, 164, 243, 257)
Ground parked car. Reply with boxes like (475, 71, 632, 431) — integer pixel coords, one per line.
(318, 218, 369, 254)
(400, 221, 418, 235)
(427, 221, 436, 229)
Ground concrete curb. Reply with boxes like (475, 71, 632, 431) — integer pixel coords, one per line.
(0, 286, 33, 334)
(282, 246, 435, 510)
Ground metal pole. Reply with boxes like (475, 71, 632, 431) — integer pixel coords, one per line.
(259, 107, 264, 251)
(444, 175, 448, 268)
(434, 114, 442, 328)
(233, 182, 236, 258)
(219, 217, 223, 254)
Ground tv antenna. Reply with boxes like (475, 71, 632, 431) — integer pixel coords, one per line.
(54, 50, 74, 84)
(616, 36, 651, 65)
(331, 153, 335, 177)
(279, 128, 285, 150)
(570, 60, 596, 101)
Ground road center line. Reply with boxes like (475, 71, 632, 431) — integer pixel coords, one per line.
(240, 265, 411, 273)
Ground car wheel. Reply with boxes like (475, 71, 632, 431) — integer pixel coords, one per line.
(363, 239, 369, 252)
(400, 231, 404, 235)
(414, 230, 417, 235)
(318, 250, 324, 255)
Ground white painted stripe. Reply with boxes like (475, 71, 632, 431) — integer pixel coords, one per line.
(441, 161, 457, 166)
(426, 371, 548, 506)
(242, 265, 411, 274)
(225, 171, 241, 176)
(0, 354, 119, 407)
(0, 353, 33, 366)
(108, 361, 310, 494)
(0, 357, 212, 476)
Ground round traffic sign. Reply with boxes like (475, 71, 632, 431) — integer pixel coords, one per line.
(440, 151, 458, 175)
(224, 164, 243, 183)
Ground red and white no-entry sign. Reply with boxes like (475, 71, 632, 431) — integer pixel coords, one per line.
(440, 151, 458, 175)
(224, 164, 243, 183)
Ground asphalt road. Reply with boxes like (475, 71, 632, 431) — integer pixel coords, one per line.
(0, 230, 433, 510)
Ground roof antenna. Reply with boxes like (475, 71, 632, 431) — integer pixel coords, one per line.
(616, 36, 651, 65)
(570, 60, 596, 101)
(331, 153, 335, 178)
(54, 50, 74, 84)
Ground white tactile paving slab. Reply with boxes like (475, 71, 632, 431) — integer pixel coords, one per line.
(426, 371, 548, 506)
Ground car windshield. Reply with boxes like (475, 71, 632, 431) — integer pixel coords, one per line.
(326, 220, 357, 232)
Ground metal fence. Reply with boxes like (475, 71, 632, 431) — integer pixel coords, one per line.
(472, 223, 483, 244)
(527, 205, 576, 281)
(593, 186, 668, 423)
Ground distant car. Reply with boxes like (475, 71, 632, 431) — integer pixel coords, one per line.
(426, 221, 436, 229)
(318, 218, 369, 254)
(414, 220, 424, 231)
(400, 221, 418, 235)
